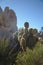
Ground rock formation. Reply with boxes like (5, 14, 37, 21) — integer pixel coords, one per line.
(0, 7, 20, 65)
(0, 7, 17, 34)
(0, 6, 18, 39)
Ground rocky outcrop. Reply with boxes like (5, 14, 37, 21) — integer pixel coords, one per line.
(0, 7, 20, 65)
(0, 6, 18, 39)
(0, 7, 17, 34)
(0, 27, 13, 39)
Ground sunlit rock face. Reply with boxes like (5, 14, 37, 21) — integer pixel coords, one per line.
(0, 7, 18, 39)
(0, 7, 17, 34)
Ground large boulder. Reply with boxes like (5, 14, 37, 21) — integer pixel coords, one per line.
(0, 7, 17, 33)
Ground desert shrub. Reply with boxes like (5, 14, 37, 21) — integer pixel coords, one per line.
(0, 37, 20, 65)
(16, 42, 43, 65)
(26, 33, 38, 49)
(13, 31, 18, 39)
(18, 27, 38, 49)
(18, 35, 22, 42)
(20, 37, 26, 51)
(0, 38, 10, 65)
(18, 28, 24, 37)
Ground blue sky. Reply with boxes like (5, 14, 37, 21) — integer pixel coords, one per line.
(0, 0, 43, 31)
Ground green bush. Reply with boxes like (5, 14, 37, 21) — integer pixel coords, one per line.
(16, 42, 43, 65)
(0, 38, 10, 65)
(18, 27, 38, 49)
(0, 38, 16, 65)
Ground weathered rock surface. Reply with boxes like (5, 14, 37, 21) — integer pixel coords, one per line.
(0, 27, 13, 39)
(0, 6, 18, 39)
(0, 7, 17, 34)
(0, 7, 20, 65)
